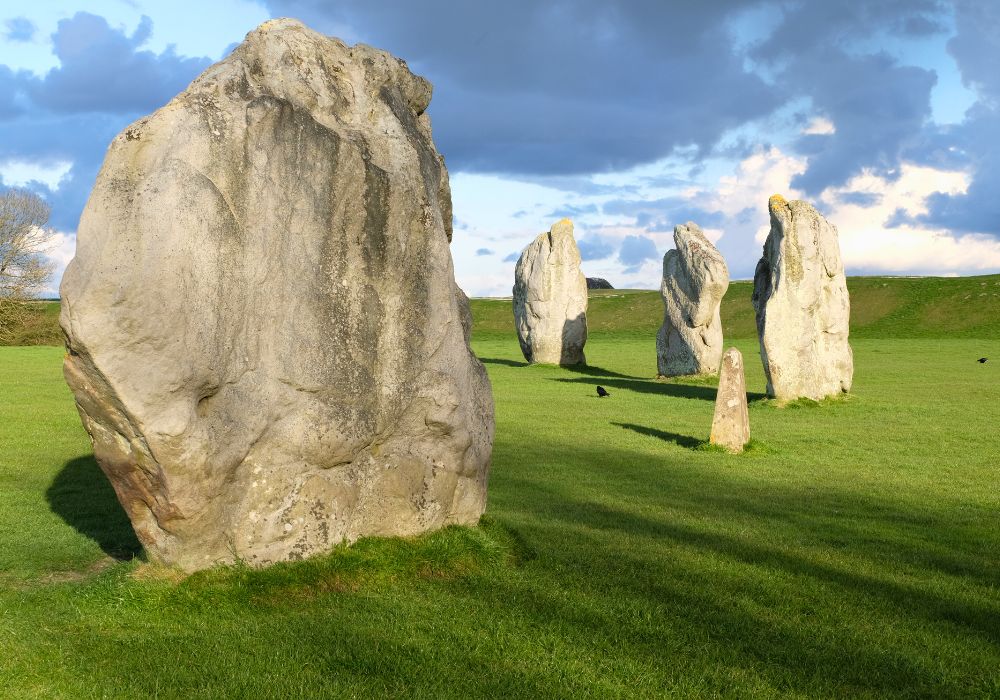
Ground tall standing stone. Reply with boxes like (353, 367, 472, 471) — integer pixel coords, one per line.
(710, 348, 750, 453)
(512, 219, 588, 365)
(752, 195, 853, 401)
(657, 222, 729, 376)
(59, 19, 494, 572)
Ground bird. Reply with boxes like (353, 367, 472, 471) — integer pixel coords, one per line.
(596, 386, 610, 398)
(978, 357, 988, 364)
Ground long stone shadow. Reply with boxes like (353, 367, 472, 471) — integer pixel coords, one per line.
(555, 376, 767, 401)
(45, 455, 142, 561)
(478, 357, 529, 368)
(613, 422, 704, 449)
(556, 362, 640, 379)
(554, 376, 717, 400)
(479, 356, 641, 379)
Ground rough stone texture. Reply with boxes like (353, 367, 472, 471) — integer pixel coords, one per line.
(586, 277, 614, 290)
(59, 19, 494, 572)
(656, 222, 729, 376)
(512, 219, 588, 365)
(752, 195, 853, 401)
(710, 348, 750, 453)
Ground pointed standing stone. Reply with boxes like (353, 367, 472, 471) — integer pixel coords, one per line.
(512, 219, 588, 365)
(657, 222, 729, 377)
(752, 195, 853, 401)
(710, 348, 750, 453)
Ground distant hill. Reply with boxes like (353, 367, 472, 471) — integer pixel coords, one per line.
(471, 274, 1000, 339)
(3, 274, 999, 346)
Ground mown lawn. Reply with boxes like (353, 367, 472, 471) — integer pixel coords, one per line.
(1, 329, 998, 697)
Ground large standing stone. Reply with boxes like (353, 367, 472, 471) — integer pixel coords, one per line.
(656, 222, 729, 376)
(512, 219, 588, 365)
(710, 348, 750, 453)
(59, 19, 494, 572)
(752, 195, 853, 401)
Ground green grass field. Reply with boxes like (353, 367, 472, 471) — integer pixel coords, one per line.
(1, 277, 999, 698)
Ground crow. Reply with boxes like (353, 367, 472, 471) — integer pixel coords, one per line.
(596, 386, 610, 398)
(978, 357, 988, 364)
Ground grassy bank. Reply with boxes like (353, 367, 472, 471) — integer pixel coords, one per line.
(1, 330, 998, 696)
(7, 274, 1000, 347)
(470, 274, 1000, 340)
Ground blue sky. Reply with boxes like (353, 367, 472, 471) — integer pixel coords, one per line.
(1, 0, 998, 297)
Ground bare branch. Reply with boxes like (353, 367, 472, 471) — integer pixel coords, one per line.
(0, 189, 55, 340)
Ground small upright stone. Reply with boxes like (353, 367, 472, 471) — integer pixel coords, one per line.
(657, 222, 729, 376)
(512, 219, 588, 365)
(710, 348, 750, 453)
(752, 195, 852, 401)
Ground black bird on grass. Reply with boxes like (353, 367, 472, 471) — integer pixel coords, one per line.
(596, 386, 610, 398)
(978, 357, 988, 364)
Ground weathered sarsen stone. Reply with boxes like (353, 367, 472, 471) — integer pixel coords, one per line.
(710, 348, 750, 453)
(59, 19, 494, 572)
(512, 219, 588, 365)
(752, 195, 852, 401)
(657, 222, 729, 376)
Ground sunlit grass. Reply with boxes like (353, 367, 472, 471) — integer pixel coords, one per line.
(1, 325, 998, 696)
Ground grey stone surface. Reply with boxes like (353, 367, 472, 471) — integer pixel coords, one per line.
(512, 219, 588, 365)
(710, 348, 750, 453)
(59, 19, 494, 572)
(752, 195, 853, 401)
(656, 222, 729, 376)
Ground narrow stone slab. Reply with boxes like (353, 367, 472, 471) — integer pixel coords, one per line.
(512, 219, 588, 365)
(657, 222, 729, 377)
(710, 347, 750, 453)
(752, 194, 853, 401)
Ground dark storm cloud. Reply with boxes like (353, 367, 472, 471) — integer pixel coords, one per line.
(263, 0, 782, 175)
(0, 65, 25, 118)
(603, 196, 724, 232)
(0, 114, 131, 230)
(918, 0, 1000, 236)
(577, 234, 616, 261)
(617, 234, 659, 272)
(546, 203, 599, 219)
(4, 17, 36, 41)
(837, 191, 883, 207)
(751, 1, 948, 195)
(261, 0, 987, 239)
(0, 14, 214, 230)
(28, 13, 211, 114)
(884, 207, 915, 228)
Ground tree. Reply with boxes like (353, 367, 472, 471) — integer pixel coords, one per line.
(0, 189, 56, 342)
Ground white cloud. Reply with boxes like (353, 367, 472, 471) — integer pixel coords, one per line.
(41, 230, 75, 297)
(705, 147, 807, 219)
(802, 117, 835, 135)
(821, 164, 1000, 274)
(0, 159, 72, 189)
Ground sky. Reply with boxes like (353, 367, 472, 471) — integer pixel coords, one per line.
(1, 0, 999, 297)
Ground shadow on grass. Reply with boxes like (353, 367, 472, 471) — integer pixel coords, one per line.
(478, 357, 641, 380)
(556, 376, 767, 401)
(558, 362, 639, 379)
(45, 455, 142, 561)
(555, 376, 716, 400)
(613, 422, 704, 449)
(479, 356, 529, 368)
